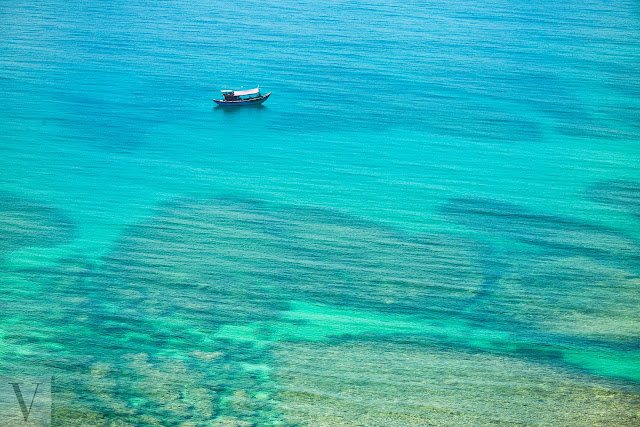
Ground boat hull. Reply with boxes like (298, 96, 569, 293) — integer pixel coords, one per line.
(213, 92, 271, 106)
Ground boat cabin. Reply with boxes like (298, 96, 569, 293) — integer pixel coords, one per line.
(221, 87, 261, 101)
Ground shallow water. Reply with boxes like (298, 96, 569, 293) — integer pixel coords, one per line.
(1, 0, 639, 425)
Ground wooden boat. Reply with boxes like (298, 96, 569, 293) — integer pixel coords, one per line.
(213, 87, 271, 106)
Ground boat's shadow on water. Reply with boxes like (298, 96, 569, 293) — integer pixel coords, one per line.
(213, 105, 269, 115)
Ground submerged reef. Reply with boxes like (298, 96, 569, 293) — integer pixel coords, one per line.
(2, 194, 639, 425)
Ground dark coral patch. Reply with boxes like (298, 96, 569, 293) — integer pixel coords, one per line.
(588, 180, 640, 220)
(0, 192, 75, 256)
(442, 197, 639, 261)
(441, 197, 640, 344)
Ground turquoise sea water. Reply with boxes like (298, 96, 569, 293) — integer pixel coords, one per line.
(1, 0, 640, 424)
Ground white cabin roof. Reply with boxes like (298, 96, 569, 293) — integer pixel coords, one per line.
(233, 88, 260, 96)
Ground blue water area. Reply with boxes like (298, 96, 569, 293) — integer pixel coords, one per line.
(1, 0, 639, 424)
